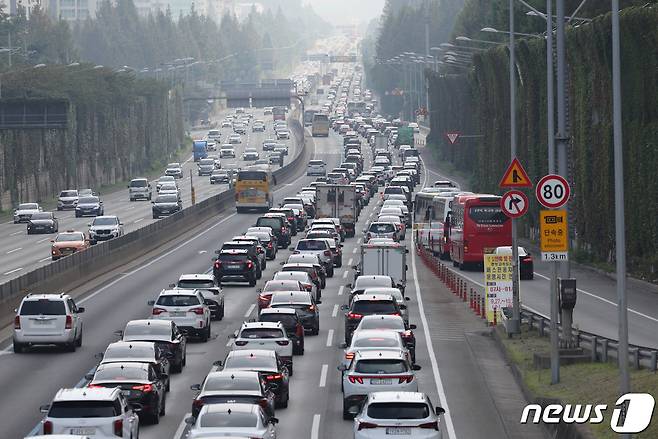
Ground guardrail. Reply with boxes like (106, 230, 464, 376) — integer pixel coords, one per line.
(414, 238, 658, 371)
(0, 114, 308, 306)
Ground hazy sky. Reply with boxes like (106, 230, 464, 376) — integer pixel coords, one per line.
(302, 0, 386, 25)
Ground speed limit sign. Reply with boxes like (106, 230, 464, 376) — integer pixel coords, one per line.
(536, 174, 570, 208)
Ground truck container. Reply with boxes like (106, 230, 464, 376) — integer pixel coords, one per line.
(315, 184, 358, 238)
(355, 241, 408, 291)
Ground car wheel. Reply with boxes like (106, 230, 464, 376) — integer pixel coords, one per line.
(182, 350, 187, 367)
(262, 260, 267, 270)
(65, 341, 76, 352)
(150, 404, 160, 424)
(288, 364, 293, 376)
(159, 396, 166, 416)
(27, 229, 31, 235)
(76, 328, 83, 347)
(328, 266, 334, 277)
(152, 215, 158, 219)
(200, 324, 210, 342)
(343, 400, 353, 420)
(336, 259, 342, 268)
(13, 341, 24, 353)
(249, 276, 256, 287)
(165, 378, 170, 392)
(218, 304, 225, 321)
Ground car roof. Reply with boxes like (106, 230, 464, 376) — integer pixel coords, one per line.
(178, 274, 214, 281)
(241, 321, 283, 330)
(226, 349, 276, 359)
(259, 307, 297, 316)
(158, 289, 198, 296)
(352, 294, 395, 302)
(355, 350, 405, 360)
(53, 387, 120, 402)
(352, 329, 400, 340)
(125, 319, 171, 329)
(368, 391, 428, 403)
(359, 314, 405, 324)
(22, 293, 70, 302)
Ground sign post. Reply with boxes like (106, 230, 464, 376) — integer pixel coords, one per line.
(484, 254, 514, 325)
(445, 131, 461, 145)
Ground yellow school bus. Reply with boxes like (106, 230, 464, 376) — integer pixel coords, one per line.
(235, 166, 273, 213)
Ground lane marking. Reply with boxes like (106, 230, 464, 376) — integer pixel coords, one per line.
(332, 304, 339, 318)
(347, 258, 353, 267)
(244, 303, 256, 318)
(3, 267, 22, 276)
(36, 237, 51, 243)
(174, 412, 191, 439)
(352, 247, 357, 254)
(357, 238, 362, 244)
(134, 218, 144, 224)
(319, 364, 328, 388)
(10, 230, 23, 236)
(338, 286, 344, 296)
(326, 329, 334, 347)
(342, 270, 348, 279)
(6, 247, 22, 254)
(39, 256, 51, 262)
(311, 414, 321, 439)
(226, 339, 233, 347)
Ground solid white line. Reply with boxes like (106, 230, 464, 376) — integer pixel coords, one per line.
(342, 270, 348, 279)
(352, 247, 357, 254)
(36, 237, 51, 243)
(39, 256, 51, 262)
(332, 304, 339, 318)
(3, 267, 22, 275)
(10, 230, 23, 236)
(244, 303, 256, 318)
(338, 286, 344, 296)
(411, 235, 457, 439)
(6, 247, 22, 254)
(134, 218, 144, 224)
(319, 364, 328, 388)
(311, 414, 321, 439)
(347, 258, 353, 266)
(357, 238, 362, 244)
(326, 329, 334, 347)
(226, 339, 233, 347)
(174, 412, 191, 439)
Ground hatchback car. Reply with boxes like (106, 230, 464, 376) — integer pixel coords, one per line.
(185, 402, 278, 439)
(148, 290, 211, 341)
(120, 319, 187, 373)
(230, 322, 294, 375)
(268, 291, 320, 336)
(13, 293, 85, 353)
(51, 231, 90, 261)
(27, 212, 59, 234)
(258, 308, 305, 355)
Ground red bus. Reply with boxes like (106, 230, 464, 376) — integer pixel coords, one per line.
(448, 194, 511, 269)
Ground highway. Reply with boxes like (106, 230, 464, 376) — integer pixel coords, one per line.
(0, 109, 297, 283)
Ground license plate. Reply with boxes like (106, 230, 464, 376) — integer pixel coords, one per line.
(71, 428, 95, 435)
(225, 264, 241, 270)
(121, 390, 132, 397)
(160, 210, 169, 214)
(33, 319, 52, 325)
(370, 378, 393, 385)
(169, 311, 186, 317)
(386, 427, 411, 435)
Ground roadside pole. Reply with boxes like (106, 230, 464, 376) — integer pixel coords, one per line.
(556, 0, 570, 284)
(190, 169, 196, 205)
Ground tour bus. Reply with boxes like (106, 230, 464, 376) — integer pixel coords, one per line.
(448, 194, 511, 269)
(272, 106, 286, 121)
(311, 113, 330, 137)
(304, 109, 318, 126)
(414, 191, 460, 259)
(235, 166, 274, 213)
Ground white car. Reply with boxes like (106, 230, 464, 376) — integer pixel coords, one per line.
(57, 190, 79, 210)
(220, 144, 236, 158)
(87, 215, 124, 244)
(13, 202, 42, 223)
(365, 222, 399, 242)
(157, 182, 181, 200)
(243, 148, 260, 161)
(38, 387, 139, 437)
(12, 293, 85, 353)
(340, 349, 420, 419)
(148, 289, 211, 341)
(340, 329, 409, 369)
(272, 271, 318, 301)
(186, 403, 277, 439)
(228, 134, 242, 144)
(352, 392, 444, 439)
(230, 321, 294, 375)
(155, 175, 176, 191)
(175, 273, 225, 320)
(292, 238, 335, 277)
(165, 162, 183, 179)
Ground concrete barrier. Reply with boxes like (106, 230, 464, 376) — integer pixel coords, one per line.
(0, 118, 308, 305)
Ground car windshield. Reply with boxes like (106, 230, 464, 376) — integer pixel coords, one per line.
(200, 159, 214, 165)
(178, 279, 214, 289)
(156, 295, 200, 307)
(199, 411, 258, 428)
(369, 223, 395, 233)
(20, 299, 65, 316)
(353, 336, 399, 348)
(256, 218, 281, 229)
(359, 318, 405, 331)
(78, 197, 99, 204)
(158, 176, 174, 182)
(93, 365, 149, 381)
(124, 323, 170, 339)
(240, 328, 284, 339)
(130, 180, 147, 187)
(273, 272, 307, 282)
(204, 375, 261, 391)
(56, 233, 84, 242)
(352, 301, 397, 314)
(355, 278, 392, 289)
(263, 281, 301, 292)
(60, 191, 77, 197)
(104, 344, 154, 359)
(156, 195, 178, 203)
(367, 402, 430, 419)
(48, 401, 119, 418)
(18, 203, 38, 209)
(225, 354, 276, 370)
(355, 359, 408, 374)
(296, 240, 327, 251)
(30, 213, 51, 220)
(219, 253, 248, 262)
(92, 217, 118, 226)
(259, 314, 296, 328)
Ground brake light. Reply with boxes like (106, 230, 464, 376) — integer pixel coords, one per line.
(113, 419, 123, 437)
(345, 352, 355, 360)
(132, 384, 153, 392)
(303, 283, 313, 292)
(235, 340, 248, 346)
(357, 421, 378, 430)
(214, 260, 222, 269)
(87, 384, 103, 388)
(14, 316, 20, 330)
(390, 312, 400, 316)
(266, 373, 283, 380)
(348, 375, 364, 384)
(193, 399, 204, 410)
(276, 340, 289, 346)
(398, 375, 414, 384)
(257, 248, 264, 254)
(258, 397, 269, 408)
(367, 233, 372, 240)
(308, 304, 316, 311)
(43, 420, 53, 434)
(323, 250, 332, 256)
(152, 308, 166, 315)
(402, 330, 413, 338)
(190, 307, 205, 315)
(267, 242, 273, 249)
(65, 315, 73, 329)
(246, 260, 254, 269)
(418, 421, 440, 430)
(347, 312, 363, 319)
(296, 324, 304, 337)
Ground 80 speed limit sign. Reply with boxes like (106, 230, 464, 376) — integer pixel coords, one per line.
(536, 174, 570, 208)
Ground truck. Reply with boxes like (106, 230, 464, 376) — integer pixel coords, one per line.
(193, 140, 208, 162)
(354, 241, 408, 292)
(315, 184, 358, 238)
(396, 126, 414, 148)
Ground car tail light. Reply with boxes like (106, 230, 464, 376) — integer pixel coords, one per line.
(303, 283, 313, 292)
(214, 260, 221, 269)
(152, 307, 166, 315)
(402, 330, 413, 339)
(288, 217, 294, 223)
(258, 397, 270, 409)
(390, 312, 400, 316)
(308, 304, 316, 312)
(345, 352, 355, 360)
(14, 316, 20, 330)
(234, 340, 248, 346)
(65, 315, 73, 329)
(257, 248, 264, 254)
(190, 307, 205, 315)
(347, 312, 363, 319)
(357, 421, 378, 430)
(266, 373, 283, 380)
(132, 384, 153, 392)
(323, 250, 332, 257)
(348, 375, 364, 384)
(296, 324, 304, 337)
(282, 227, 288, 233)
(276, 340, 289, 346)
(43, 420, 53, 434)
(418, 421, 440, 430)
(193, 398, 204, 410)
(267, 242, 273, 249)
(246, 260, 254, 269)
(366, 233, 372, 240)
(398, 375, 414, 384)
(113, 419, 123, 437)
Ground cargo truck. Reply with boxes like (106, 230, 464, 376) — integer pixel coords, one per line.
(315, 184, 358, 238)
(353, 241, 408, 292)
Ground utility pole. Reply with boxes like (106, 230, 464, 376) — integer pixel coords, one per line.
(424, 0, 431, 116)
(8, 32, 12, 67)
(556, 0, 570, 283)
(509, 0, 521, 335)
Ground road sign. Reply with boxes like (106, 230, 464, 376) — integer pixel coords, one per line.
(499, 158, 532, 188)
(536, 174, 570, 208)
(540, 210, 568, 261)
(445, 132, 460, 144)
(500, 190, 529, 218)
(484, 254, 514, 323)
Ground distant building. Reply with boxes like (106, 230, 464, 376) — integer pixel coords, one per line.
(45, 0, 98, 21)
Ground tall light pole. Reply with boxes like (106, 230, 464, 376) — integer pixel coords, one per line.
(556, 0, 570, 284)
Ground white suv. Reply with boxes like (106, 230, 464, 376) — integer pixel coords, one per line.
(306, 160, 327, 176)
(340, 350, 421, 419)
(88, 216, 124, 244)
(230, 321, 294, 375)
(292, 239, 335, 277)
(13, 293, 85, 353)
(39, 387, 139, 437)
(352, 391, 445, 438)
(148, 290, 211, 341)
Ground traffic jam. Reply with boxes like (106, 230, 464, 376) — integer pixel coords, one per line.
(16, 66, 455, 439)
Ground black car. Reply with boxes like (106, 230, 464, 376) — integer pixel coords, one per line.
(220, 241, 263, 278)
(75, 196, 104, 217)
(258, 308, 305, 355)
(342, 294, 401, 343)
(213, 249, 258, 286)
(217, 349, 291, 408)
(269, 291, 320, 336)
(26, 212, 58, 234)
(210, 170, 230, 184)
(120, 319, 187, 373)
(87, 362, 166, 424)
(152, 194, 182, 219)
(255, 214, 291, 248)
(268, 208, 298, 236)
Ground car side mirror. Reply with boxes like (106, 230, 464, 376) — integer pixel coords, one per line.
(151, 201, 155, 204)
(77, 307, 85, 313)
(435, 406, 446, 416)
(184, 416, 195, 425)
(346, 283, 352, 289)
(214, 250, 220, 254)
(87, 223, 92, 227)
(288, 247, 295, 251)
(119, 222, 123, 226)
(147, 300, 155, 306)
(348, 406, 360, 415)
(399, 305, 407, 310)
(168, 283, 176, 288)
(190, 383, 202, 391)
(340, 304, 349, 311)
(405, 249, 409, 254)
(339, 342, 348, 349)
(409, 324, 417, 330)
(94, 352, 104, 360)
(85, 373, 94, 381)
(213, 360, 223, 367)
(228, 333, 237, 339)
(316, 300, 322, 305)
(39, 404, 50, 413)
(257, 288, 262, 293)
(269, 417, 279, 425)
(114, 330, 124, 338)
(412, 364, 422, 371)
(337, 364, 347, 371)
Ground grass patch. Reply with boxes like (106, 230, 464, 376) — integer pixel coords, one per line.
(499, 325, 658, 438)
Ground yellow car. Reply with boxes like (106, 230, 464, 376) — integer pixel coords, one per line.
(51, 230, 90, 261)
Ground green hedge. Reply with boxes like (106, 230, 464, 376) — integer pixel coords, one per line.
(427, 6, 658, 280)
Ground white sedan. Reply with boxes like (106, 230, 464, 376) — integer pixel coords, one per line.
(187, 403, 277, 439)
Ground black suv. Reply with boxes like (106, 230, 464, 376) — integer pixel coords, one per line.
(152, 194, 182, 219)
(255, 214, 291, 248)
(268, 208, 298, 236)
(258, 308, 305, 355)
(220, 241, 263, 279)
(342, 294, 401, 343)
(213, 249, 258, 286)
